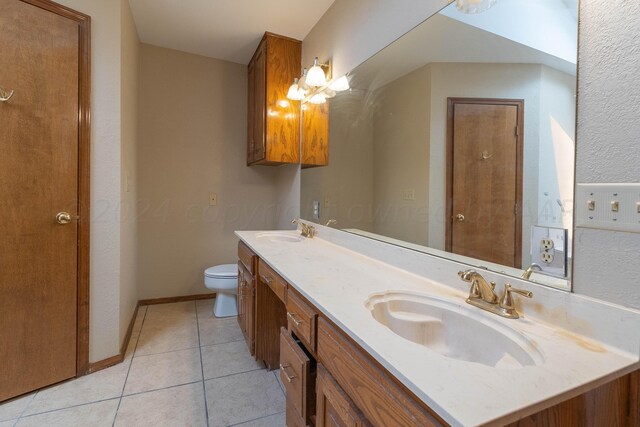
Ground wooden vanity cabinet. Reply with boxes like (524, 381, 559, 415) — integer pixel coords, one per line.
(247, 32, 301, 166)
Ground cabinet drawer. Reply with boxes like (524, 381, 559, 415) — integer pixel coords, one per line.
(238, 241, 256, 274)
(286, 289, 317, 352)
(280, 327, 315, 424)
(317, 365, 370, 427)
(317, 318, 442, 427)
(258, 259, 286, 303)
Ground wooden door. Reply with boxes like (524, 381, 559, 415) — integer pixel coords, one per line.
(446, 98, 523, 268)
(0, 0, 90, 401)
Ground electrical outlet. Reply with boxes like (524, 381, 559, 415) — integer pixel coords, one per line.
(541, 251, 554, 264)
(540, 239, 554, 250)
(312, 200, 320, 220)
(209, 193, 217, 206)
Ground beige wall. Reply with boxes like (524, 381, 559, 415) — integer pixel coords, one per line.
(372, 65, 431, 245)
(119, 0, 140, 345)
(55, 0, 124, 362)
(137, 44, 279, 300)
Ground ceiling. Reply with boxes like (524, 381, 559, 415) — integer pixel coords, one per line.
(128, 0, 335, 64)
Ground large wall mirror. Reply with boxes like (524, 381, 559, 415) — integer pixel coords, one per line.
(300, 0, 579, 290)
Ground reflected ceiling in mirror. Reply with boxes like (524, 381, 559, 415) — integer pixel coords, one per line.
(300, 0, 578, 290)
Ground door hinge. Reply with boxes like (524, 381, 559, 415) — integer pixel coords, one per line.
(514, 203, 519, 215)
(515, 126, 519, 138)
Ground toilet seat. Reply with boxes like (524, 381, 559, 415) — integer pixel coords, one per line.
(204, 264, 237, 279)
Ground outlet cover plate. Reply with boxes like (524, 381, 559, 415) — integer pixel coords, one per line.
(531, 226, 567, 278)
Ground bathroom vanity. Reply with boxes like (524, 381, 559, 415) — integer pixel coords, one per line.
(236, 228, 640, 427)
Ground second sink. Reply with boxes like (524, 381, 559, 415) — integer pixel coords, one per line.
(256, 231, 305, 243)
(365, 291, 544, 369)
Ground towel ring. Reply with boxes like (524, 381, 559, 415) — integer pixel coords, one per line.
(0, 85, 14, 102)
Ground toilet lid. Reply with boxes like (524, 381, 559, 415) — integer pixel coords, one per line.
(204, 264, 238, 278)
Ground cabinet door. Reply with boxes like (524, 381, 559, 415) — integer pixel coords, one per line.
(237, 263, 245, 334)
(301, 102, 329, 168)
(252, 44, 266, 163)
(316, 365, 369, 427)
(245, 270, 255, 355)
(247, 60, 256, 164)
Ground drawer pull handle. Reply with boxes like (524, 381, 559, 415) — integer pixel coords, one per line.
(279, 364, 296, 383)
(260, 274, 272, 285)
(287, 312, 302, 326)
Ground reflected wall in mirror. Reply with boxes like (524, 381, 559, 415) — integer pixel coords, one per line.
(300, 0, 578, 290)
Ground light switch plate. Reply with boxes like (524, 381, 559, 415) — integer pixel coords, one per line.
(531, 226, 567, 278)
(312, 200, 320, 220)
(575, 183, 640, 233)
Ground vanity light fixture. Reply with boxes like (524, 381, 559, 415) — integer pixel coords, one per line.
(455, 0, 497, 14)
(286, 57, 350, 105)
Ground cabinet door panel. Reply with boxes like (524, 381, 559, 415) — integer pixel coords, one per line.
(316, 365, 370, 427)
(253, 45, 266, 162)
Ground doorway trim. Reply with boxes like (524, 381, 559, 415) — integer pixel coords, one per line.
(445, 98, 524, 268)
(22, 0, 91, 376)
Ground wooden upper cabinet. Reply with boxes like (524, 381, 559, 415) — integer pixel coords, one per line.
(247, 32, 301, 166)
(302, 102, 329, 168)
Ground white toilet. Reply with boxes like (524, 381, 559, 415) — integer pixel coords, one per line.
(204, 264, 238, 317)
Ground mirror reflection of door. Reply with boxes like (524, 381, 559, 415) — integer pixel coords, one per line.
(445, 98, 524, 268)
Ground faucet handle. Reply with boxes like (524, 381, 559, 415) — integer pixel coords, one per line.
(500, 284, 533, 310)
(458, 269, 475, 281)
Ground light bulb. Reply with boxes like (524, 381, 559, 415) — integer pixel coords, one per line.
(286, 78, 305, 101)
(306, 57, 327, 87)
(329, 75, 350, 92)
(309, 93, 326, 104)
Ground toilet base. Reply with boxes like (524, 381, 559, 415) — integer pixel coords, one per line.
(213, 293, 238, 318)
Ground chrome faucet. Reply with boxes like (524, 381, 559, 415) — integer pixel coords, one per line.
(521, 263, 542, 280)
(291, 219, 316, 238)
(458, 269, 533, 319)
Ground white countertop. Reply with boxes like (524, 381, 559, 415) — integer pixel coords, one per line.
(236, 229, 640, 427)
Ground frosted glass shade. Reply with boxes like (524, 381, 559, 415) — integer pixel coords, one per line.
(329, 75, 350, 92)
(306, 57, 327, 87)
(286, 78, 305, 101)
(456, 0, 497, 14)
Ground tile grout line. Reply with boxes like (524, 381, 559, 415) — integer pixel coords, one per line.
(13, 391, 37, 425)
(112, 305, 148, 427)
(227, 410, 285, 427)
(131, 335, 245, 360)
(194, 301, 211, 427)
(16, 397, 121, 421)
(120, 380, 203, 399)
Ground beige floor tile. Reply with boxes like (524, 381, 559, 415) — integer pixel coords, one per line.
(146, 301, 196, 318)
(201, 341, 262, 380)
(135, 320, 200, 356)
(124, 348, 202, 395)
(234, 412, 285, 426)
(195, 298, 215, 316)
(0, 393, 33, 422)
(23, 360, 130, 416)
(16, 399, 119, 427)
(198, 316, 244, 347)
(115, 382, 207, 427)
(205, 370, 284, 427)
(0, 420, 15, 427)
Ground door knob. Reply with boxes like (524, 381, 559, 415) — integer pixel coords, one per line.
(56, 212, 73, 225)
(456, 213, 465, 222)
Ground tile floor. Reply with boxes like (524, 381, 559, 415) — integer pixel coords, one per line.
(0, 300, 286, 427)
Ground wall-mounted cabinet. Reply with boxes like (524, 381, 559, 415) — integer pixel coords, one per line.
(247, 32, 301, 166)
(301, 102, 329, 168)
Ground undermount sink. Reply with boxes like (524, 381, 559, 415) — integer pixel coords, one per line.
(256, 231, 305, 243)
(365, 291, 544, 369)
